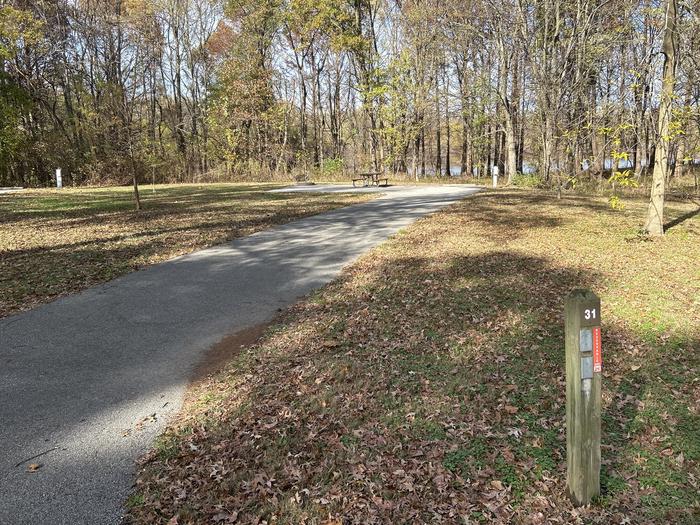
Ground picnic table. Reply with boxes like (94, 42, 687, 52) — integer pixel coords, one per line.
(352, 171, 389, 188)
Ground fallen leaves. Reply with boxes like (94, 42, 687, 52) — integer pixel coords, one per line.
(126, 190, 700, 524)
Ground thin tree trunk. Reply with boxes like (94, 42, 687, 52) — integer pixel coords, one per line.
(498, 40, 517, 185)
(445, 75, 451, 177)
(461, 107, 469, 176)
(435, 71, 442, 177)
(132, 172, 141, 211)
(421, 127, 426, 177)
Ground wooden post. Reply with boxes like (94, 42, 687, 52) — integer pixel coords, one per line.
(565, 289, 602, 505)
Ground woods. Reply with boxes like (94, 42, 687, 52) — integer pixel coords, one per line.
(1, 1, 698, 198)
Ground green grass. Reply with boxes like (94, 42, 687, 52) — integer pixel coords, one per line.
(443, 437, 489, 473)
(125, 493, 145, 509)
(0, 183, 371, 317)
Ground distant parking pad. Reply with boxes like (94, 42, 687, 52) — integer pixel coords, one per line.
(269, 183, 387, 194)
(269, 183, 478, 194)
(0, 187, 25, 195)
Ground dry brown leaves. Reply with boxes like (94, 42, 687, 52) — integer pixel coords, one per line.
(126, 190, 699, 524)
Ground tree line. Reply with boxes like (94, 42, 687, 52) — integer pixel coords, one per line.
(1, 1, 698, 225)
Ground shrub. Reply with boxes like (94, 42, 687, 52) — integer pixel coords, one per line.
(321, 158, 344, 176)
(512, 172, 545, 188)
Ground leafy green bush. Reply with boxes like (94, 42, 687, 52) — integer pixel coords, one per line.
(321, 158, 344, 175)
(512, 172, 544, 188)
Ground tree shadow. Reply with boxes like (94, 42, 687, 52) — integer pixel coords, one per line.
(0, 184, 280, 224)
(0, 192, 370, 316)
(2, 185, 696, 523)
(2, 188, 484, 522)
(664, 206, 700, 231)
(126, 239, 699, 523)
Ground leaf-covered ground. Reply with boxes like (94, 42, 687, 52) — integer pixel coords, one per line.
(127, 190, 699, 524)
(0, 184, 370, 318)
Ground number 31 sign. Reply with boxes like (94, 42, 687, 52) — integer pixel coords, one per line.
(580, 302, 600, 327)
(583, 307, 598, 323)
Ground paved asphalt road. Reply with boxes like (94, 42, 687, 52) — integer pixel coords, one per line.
(0, 184, 480, 524)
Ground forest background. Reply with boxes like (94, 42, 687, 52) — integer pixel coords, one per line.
(1, 0, 698, 197)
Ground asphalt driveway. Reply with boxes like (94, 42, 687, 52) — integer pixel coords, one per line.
(0, 184, 479, 524)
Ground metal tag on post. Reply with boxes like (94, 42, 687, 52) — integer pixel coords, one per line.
(581, 356, 593, 379)
(580, 328, 593, 353)
(565, 289, 602, 506)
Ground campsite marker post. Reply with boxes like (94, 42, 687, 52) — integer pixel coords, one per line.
(565, 289, 602, 505)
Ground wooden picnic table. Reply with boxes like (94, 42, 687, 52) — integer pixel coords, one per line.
(351, 171, 389, 187)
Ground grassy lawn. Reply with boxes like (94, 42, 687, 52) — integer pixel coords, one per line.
(0, 184, 371, 318)
(125, 189, 700, 524)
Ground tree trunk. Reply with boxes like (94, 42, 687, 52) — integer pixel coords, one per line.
(499, 39, 517, 185)
(132, 172, 141, 211)
(435, 73, 442, 177)
(486, 122, 492, 179)
(421, 127, 426, 177)
(504, 117, 517, 184)
(460, 114, 469, 176)
(644, 0, 678, 236)
(445, 76, 451, 178)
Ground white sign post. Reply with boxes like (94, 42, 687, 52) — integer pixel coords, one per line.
(491, 165, 499, 188)
(56, 168, 63, 189)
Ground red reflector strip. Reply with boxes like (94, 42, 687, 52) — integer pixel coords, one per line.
(593, 327, 602, 373)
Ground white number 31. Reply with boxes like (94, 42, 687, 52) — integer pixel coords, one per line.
(584, 308, 597, 320)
